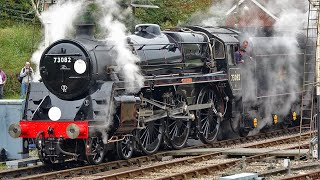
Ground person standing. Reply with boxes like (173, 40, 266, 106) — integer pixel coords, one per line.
(241, 40, 249, 50)
(20, 62, 33, 99)
(241, 40, 253, 61)
(0, 68, 7, 99)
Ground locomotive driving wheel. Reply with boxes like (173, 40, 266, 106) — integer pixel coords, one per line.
(196, 86, 223, 144)
(116, 136, 134, 160)
(164, 92, 191, 149)
(136, 119, 164, 155)
(85, 136, 105, 165)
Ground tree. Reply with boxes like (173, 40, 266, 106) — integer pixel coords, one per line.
(135, 0, 213, 28)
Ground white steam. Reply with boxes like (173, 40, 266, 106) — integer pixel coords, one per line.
(191, 0, 308, 134)
(30, 43, 46, 81)
(96, 0, 145, 93)
(252, 0, 308, 131)
(41, 1, 84, 43)
(188, 0, 235, 26)
(94, 0, 145, 143)
(31, 0, 85, 81)
(202, 0, 235, 26)
(30, 0, 144, 143)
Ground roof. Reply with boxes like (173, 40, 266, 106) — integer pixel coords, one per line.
(200, 27, 239, 43)
(213, 33, 239, 44)
(185, 26, 239, 43)
(226, 0, 279, 21)
(203, 26, 239, 35)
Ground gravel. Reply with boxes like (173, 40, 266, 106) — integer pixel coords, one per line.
(59, 132, 314, 180)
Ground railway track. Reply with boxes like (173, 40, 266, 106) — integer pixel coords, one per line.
(280, 169, 320, 180)
(259, 162, 320, 179)
(0, 161, 86, 179)
(89, 132, 312, 180)
(0, 125, 311, 179)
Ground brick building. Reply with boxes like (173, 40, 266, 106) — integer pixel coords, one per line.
(224, 0, 278, 29)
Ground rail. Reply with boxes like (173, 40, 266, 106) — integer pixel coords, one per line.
(90, 133, 312, 180)
(280, 169, 320, 179)
(0, 125, 307, 180)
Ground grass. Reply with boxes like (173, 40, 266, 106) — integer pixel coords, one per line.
(0, 23, 42, 98)
(0, 163, 6, 171)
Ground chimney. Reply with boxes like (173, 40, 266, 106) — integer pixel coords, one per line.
(75, 24, 95, 39)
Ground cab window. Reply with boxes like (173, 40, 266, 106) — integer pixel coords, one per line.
(214, 39, 225, 59)
(227, 45, 238, 65)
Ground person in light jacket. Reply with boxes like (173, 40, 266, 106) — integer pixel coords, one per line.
(20, 62, 33, 99)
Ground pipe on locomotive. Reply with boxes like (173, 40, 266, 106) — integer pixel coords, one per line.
(56, 138, 78, 158)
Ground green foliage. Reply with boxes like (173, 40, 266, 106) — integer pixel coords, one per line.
(135, 0, 212, 28)
(0, 0, 32, 10)
(75, 3, 99, 25)
(0, 163, 6, 170)
(0, 0, 37, 27)
(0, 24, 42, 98)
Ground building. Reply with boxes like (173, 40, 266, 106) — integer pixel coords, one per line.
(224, 0, 278, 29)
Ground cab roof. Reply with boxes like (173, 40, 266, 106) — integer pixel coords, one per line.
(186, 26, 240, 44)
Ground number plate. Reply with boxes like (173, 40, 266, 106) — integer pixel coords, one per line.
(53, 57, 72, 63)
(229, 68, 241, 90)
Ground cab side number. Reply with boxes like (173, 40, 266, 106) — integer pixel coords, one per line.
(231, 74, 241, 81)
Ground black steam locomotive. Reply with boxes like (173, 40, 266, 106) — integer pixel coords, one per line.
(9, 23, 305, 164)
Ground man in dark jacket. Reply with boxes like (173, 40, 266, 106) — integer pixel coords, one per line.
(0, 68, 7, 99)
(235, 48, 246, 64)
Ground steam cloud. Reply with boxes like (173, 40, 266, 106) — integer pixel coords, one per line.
(94, 0, 145, 143)
(96, 0, 145, 93)
(251, 0, 307, 133)
(31, 0, 85, 81)
(31, 0, 144, 94)
(190, 0, 308, 134)
(30, 0, 144, 143)
(253, 0, 308, 132)
(188, 0, 235, 26)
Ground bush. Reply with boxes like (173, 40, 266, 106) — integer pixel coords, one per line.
(135, 0, 213, 29)
(3, 72, 20, 98)
(0, 24, 42, 98)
